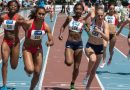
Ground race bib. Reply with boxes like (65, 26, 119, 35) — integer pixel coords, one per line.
(105, 16, 115, 24)
(3, 20, 16, 30)
(31, 30, 45, 40)
(108, 19, 112, 23)
(92, 31, 99, 36)
(69, 20, 82, 32)
(90, 26, 101, 37)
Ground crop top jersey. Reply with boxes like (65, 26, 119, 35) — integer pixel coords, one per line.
(68, 18, 84, 33)
(89, 19, 104, 38)
(27, 21, 46, 40)
(2, 14, 18, 31)
(105, 15, 118, 25)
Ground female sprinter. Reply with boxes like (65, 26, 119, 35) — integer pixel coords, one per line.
(21, 7, 54, 90)
(82, 8, 109, 90)
(58, 2, 89, 90)
(103, 3, 119, 66)
(0, 0, 24, 89)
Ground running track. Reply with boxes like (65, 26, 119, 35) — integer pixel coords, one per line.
(0, 10, 130, 90)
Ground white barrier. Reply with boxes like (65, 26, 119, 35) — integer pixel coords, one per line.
(45, 5, 74, 13)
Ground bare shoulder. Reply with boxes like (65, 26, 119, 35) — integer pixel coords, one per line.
(66, 16, 72, 21)
(44, 21, 50, 30)
(27, 19, 33, 25)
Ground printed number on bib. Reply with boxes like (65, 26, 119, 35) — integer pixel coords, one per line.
(31, 30, 44, 40)
(3, 20, 16, 30)
(92, 31, 99, 36)
(108, 20, 112, 23)
(71, 21, 81, 32)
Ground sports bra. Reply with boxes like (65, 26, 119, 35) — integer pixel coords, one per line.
(27, 21, 46, 40)
(68, 18, 84, 33)
(105, 15, 117, 25)
(2, 14, 18, 31)
(89, 19, 104, 38)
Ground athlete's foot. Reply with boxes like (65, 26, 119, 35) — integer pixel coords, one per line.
(107, 59, 112, 65)
(107, 51, 114, 65)
(100, 61, 106, 68)
(82, 75, 89, 85)
(1, 85, 7, 90)
(70, 82, 75, 90)
(85, 87, 90, 90)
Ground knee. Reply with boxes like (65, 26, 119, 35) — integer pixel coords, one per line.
(90, 58, 96, 63)
(11, 65, 17, 70)
(25, 67, 34, 74)
(27, 69, 34, 75)
(2, 60, 8, 67)
(65, 60, 73, 66)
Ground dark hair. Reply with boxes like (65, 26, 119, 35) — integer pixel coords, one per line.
(7, 0, 20, 13)
(108, 2, 115, 8)
(28, 6, 46, 19)
(73, 2, 84, 12)
(95, 3, 100, 8)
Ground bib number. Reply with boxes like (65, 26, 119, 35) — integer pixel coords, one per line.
(3, 20, 15, 30)
(71, 26, 78, 30)
(108, 20, 112, 23)
(71, 21, 80, 32)
(90, 26, 100, 37)
(31, 30, 43, 40)
(92, 31, 99, 36)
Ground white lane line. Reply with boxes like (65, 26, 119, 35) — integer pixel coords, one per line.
(42, 85, 101, 88)
(114, 47, 127, 58)
(38, 13, 58, 90)
(121, 33, 127, 38)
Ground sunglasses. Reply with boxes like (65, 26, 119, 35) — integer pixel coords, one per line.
(38, 13, 45, 16)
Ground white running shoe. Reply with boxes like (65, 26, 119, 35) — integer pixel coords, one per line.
(100, 62, 106, 68)
(82, 76, 89, 85)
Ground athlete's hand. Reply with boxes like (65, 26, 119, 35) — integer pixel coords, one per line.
(94, 27, 101, 33)
(58, 35, 63, 40)
(46, 41, 54, 46)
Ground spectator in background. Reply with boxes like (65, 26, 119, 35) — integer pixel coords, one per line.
(1, 0, 7, 11)
(60, 0, 66, 13)
(37, 0, 45, 8)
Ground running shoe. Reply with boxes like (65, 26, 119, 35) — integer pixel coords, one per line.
(82, 76, 89, 85)
(107, 59, 111, 65)
(70, 82, 75, 90)
(99, 62, 106, 68)
(85, 87, 90, 90)
(107, 51, 114, 65)
(1, 85, 7, 90)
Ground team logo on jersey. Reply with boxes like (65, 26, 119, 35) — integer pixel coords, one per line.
(6, 20, 13, 24)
